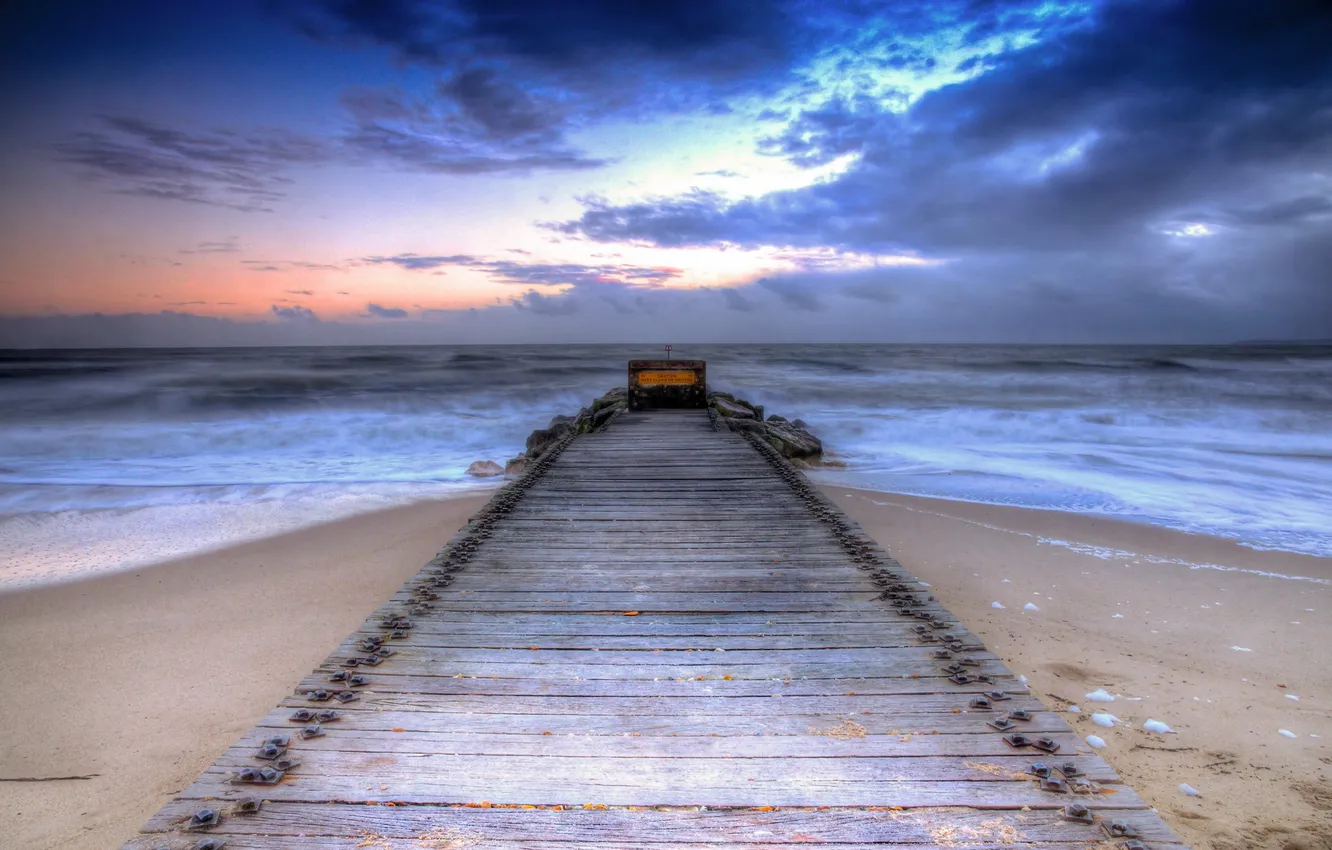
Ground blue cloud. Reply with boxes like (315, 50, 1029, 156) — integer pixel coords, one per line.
(365, 303, 409, 318)
(270, 304, 319, 322)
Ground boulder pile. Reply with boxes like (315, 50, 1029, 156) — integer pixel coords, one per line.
(467, 385, 824, 477)
(707, 391, 823, 465)
(503, 386, 628, 476)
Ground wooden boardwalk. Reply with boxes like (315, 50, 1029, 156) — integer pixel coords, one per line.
(127, 409, 1184, 849)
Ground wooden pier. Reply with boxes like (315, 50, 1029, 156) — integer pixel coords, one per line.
(126, 409, 1184, 849)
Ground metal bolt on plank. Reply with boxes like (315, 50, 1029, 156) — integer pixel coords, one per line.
(1102, 820, 1140, 839)
(1032, 736, 1061, 753)
(1061, 803, 1094, 825)
(186, 808, 221, 830)
(231, 766, 283, 786)
(1041, 776, 1068, 793)
(233, 797, 262, 814)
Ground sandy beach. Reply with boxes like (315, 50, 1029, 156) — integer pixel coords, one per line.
(828, 488, 1332, 850)
(0, 495, 489, 850)
(2, 487, 1328, 850)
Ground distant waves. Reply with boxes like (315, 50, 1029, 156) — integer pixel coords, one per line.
(1, 342, 1329, 561)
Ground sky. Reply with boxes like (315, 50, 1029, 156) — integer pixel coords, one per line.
(1, 0, 1330, 346)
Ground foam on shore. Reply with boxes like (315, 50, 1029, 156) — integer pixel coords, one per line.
(0, 483, 495, 590)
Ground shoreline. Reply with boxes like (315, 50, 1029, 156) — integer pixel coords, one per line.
(0, 494, 491, 850)
(825, 487, 1331, 849)
(5, 473, 1327, 596)
(0, 484, 503, 593)
(823, 486, 1332, 583)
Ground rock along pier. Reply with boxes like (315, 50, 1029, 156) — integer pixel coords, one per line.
(124, 360, 1185, 850)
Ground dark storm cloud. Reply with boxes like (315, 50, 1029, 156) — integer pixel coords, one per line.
(355, 253, 681, 287)
(1214, 195, 1332, 227)
(718, 286, 757, 312)
(759, 277, 823, 311)
(54, 117, 329, 212)
(546, 190, 773, 248)
(270, 304, 319, 321)
(179, 238, 240, 254)
(274, 0, 836, 177)
(365, 303, 410, 318)
(243, 259, 346, 272)
(339, 80, 606, 175)
(511, 289, 582, 316)
(281, 0, 805, 106)
(480, 261, 680, 287)
(361, 253, 480, 270)
(552, 1, 1332, 336)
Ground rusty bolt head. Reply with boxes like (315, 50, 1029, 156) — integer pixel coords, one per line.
(187, 808, 221, 830)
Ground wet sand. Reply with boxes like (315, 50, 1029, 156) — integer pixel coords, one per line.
(2, 488, 1329, 850)
(826, 488, 1332, 850)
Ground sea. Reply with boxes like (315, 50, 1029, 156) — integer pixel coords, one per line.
(2, 343, 1330, 588)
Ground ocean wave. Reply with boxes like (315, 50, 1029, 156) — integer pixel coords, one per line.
(1, 343, 1329, 564)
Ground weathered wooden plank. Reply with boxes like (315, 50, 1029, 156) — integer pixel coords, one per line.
(211, 749, 1125, 785)
(338, 634, 975, 652)
(277, 693, 1041, 717)
(138, 802, 1184, 844)
(295, 672, 1026, 700)
(382, 592, 922, 611)
(308, 656, 1012, 681)
(182, 769, 1149, 809)
(351, 615, 959, 637)
(434, 574, 875, 590)
(128, 839, 1184, 850)
(254, 706, 1066, 736)
(232, 727, 1089, 759)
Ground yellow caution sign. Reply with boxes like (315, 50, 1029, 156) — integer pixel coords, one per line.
(637, 371, 696, 386)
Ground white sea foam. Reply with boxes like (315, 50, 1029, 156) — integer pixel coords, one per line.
(1091, 713, 1119, 727)
(1086, 735, 1106, 749)
(1144, 719, 1176, 734)
(4, 344, 1331, 589)
(849, 498, 1330, 585)
(1085, 689, 1115, 702)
